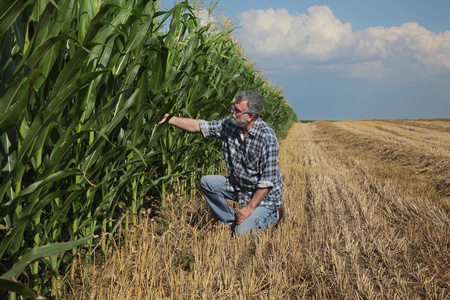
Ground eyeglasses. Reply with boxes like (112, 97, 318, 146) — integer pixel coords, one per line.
(230, 105, 252, 116)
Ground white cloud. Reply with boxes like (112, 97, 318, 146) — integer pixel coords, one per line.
(238, 6, 355, 60)
(236, 6, 450, 79)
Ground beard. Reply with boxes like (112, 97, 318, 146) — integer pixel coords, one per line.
(230, 115, 248, 128)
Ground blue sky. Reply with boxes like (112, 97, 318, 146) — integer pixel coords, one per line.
(163, 1, 450, 120)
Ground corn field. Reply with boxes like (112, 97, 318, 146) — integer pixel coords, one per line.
(0, 0, 297, 298)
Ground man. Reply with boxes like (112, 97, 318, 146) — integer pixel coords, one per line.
(158, 90, 284, 236)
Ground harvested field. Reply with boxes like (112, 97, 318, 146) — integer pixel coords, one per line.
(72, 120, 450, 299)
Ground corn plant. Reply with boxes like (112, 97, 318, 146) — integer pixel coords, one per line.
(0, 0, 297, 298)
(260, 83, 298, 139)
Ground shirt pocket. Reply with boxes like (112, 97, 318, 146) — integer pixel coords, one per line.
(244, 150, 260, 172)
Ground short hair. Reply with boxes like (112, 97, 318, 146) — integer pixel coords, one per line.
(233, 90, 263, 119)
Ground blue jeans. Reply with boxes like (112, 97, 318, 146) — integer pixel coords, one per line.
(200, 175, 279, 236)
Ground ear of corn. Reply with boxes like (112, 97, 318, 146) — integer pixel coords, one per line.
(0, 0, 297, 297)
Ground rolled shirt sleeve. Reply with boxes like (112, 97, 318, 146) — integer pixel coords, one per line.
(256, 141, 279, 189)
(198, 119, 222, 138)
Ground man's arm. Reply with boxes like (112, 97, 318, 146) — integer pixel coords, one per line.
(158, 113, 200, 133)
(235, 187, 270, 224)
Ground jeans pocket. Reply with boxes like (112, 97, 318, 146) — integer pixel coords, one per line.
(255, 217, 264, 230)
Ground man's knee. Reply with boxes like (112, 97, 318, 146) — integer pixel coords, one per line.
(200, 175, 224, 191)
(200, 175, 212, 191)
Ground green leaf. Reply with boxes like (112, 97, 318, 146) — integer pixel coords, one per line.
(50, 47, 89, 99)
(17, 169, 82, 198)
(0, 190, 66, 259)
(0, 278, 37, 299)
(38, 130, 90, 179)
(0, 235, 96, 279)
(22, 35, 72, 74)
(0, 0, 29, 38)
(0, 77, 28, 135)
(114, 14, 152, 75)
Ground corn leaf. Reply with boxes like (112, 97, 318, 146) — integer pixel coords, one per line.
(0, 0, 28, 37)
(0, 235, 96, 279)
(0, 279, 37, 299)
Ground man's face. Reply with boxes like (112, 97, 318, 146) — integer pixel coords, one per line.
(230, 100, 253, 128)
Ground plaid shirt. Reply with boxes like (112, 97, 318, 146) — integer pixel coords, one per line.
(198, 117, 283, 209)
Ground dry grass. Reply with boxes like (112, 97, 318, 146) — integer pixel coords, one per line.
(67, 120, 450, 299)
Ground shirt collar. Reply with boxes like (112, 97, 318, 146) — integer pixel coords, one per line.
(246, 118, 262, 137)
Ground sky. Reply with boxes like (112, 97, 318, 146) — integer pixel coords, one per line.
(163, 0, 450, 120)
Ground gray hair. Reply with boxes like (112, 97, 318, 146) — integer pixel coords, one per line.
(233, 90, 263, 119)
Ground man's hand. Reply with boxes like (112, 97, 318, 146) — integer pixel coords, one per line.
(236, 205, 254, 224)
(158, 113, 169, 125)
(236, 188, 270, 224)
(157, 114, 200, 133)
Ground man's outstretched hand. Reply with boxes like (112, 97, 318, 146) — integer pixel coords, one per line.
(157, 114, 200, 133)
(158, 113, 170, 125)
